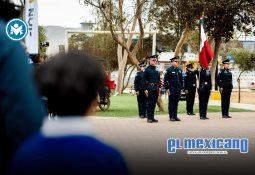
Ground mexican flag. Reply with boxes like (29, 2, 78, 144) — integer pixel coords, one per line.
(199, 23, 214, 69)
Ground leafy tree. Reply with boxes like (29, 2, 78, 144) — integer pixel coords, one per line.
(186, 30, 200, 53)
(150, 0, 255, 89)
(231, 49, 255, 103)
(203, 0, 255, 88)
(218, 40, 243, 59)
(68, 33, 118, 71)
(149, 0, 202, 56)
(39, 26, 47, 56)
(68, 33, 90, 51)
(68, 32, 153, 77)
(83, 0, 150, 94)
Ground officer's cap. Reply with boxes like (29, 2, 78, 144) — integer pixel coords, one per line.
(222, 58, 230, 64)
(147, 55, 158, 60)
(138, 62, 146, 67)
(186, 63, 194, 68)
(170, 56, 180, 62)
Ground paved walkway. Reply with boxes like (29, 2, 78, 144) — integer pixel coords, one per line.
(209, 100, 255, 111)
(91, 112, 255, 175)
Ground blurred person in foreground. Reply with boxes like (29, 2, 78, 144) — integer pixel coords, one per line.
(30, 54, 45, 70)
(0, 0, 44, 174)
(9, 52, 128, 175)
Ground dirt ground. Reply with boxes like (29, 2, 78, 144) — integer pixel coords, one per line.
(231, 90, 255, 104)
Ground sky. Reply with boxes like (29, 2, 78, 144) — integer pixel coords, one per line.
(38, 0, 95, 28)
(10, 0, 139, 28)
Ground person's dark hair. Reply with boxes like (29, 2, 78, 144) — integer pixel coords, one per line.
(35, 52, 105, 116)
(0, 0, 21, 22)
(30, 54, 40, 63)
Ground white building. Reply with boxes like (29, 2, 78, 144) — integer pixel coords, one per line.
(43, 21, 95, 56)
(158, 52, 255, 88)
(237, 33, 255, 52)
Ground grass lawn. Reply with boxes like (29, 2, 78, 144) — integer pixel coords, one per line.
(96, 94, 251, 117)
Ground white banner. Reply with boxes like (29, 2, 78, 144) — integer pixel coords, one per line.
(25, 0, 38, 54)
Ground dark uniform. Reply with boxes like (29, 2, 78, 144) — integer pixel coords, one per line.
(164, 56, 182, 121)
(198, 68, 212, 119)
(143, 55, 160, 123)
(185, 63, 198, 115)
(134, 63, 147, 118)
(217, 59, 233, 118)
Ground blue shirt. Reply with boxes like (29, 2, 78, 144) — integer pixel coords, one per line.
(0, 20, 44, 174)
(9, 118, 128, 175)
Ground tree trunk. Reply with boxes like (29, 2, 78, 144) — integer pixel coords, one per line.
(174, 25, 189, 56)
(123, 65, 136, 92)
(117, 63, 126, 95)
(116, 43, 123, 94)
(211, 38, 221, 90)
(237, 71, 244, 103)
(85, 0, 144, 94)
(208, 36, 214, 47)
(116, 43, 128, 94)
(114, 0, 137, 95)
(157, 95, 164, 111)
(238, 79, 241, 103)
(83, 0, 144, 68)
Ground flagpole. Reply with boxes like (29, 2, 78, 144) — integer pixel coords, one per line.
(198, 14, 204, 87)
(215, 58, 218, 91)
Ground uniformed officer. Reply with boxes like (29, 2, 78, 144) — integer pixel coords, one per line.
(198, 67, 212, 120)
(134, 62, 147, 118)
(217, 59, 233, 118)
(143, 55, 160, 123)
(185, 63, 199, 115)
(164, 56, 182, 121)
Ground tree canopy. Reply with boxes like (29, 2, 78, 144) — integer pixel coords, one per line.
(204, 0, 255, 42)
(68, 33, 118, 71)
(231, 49, 255, 72)
(39, 26, 47, 56)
